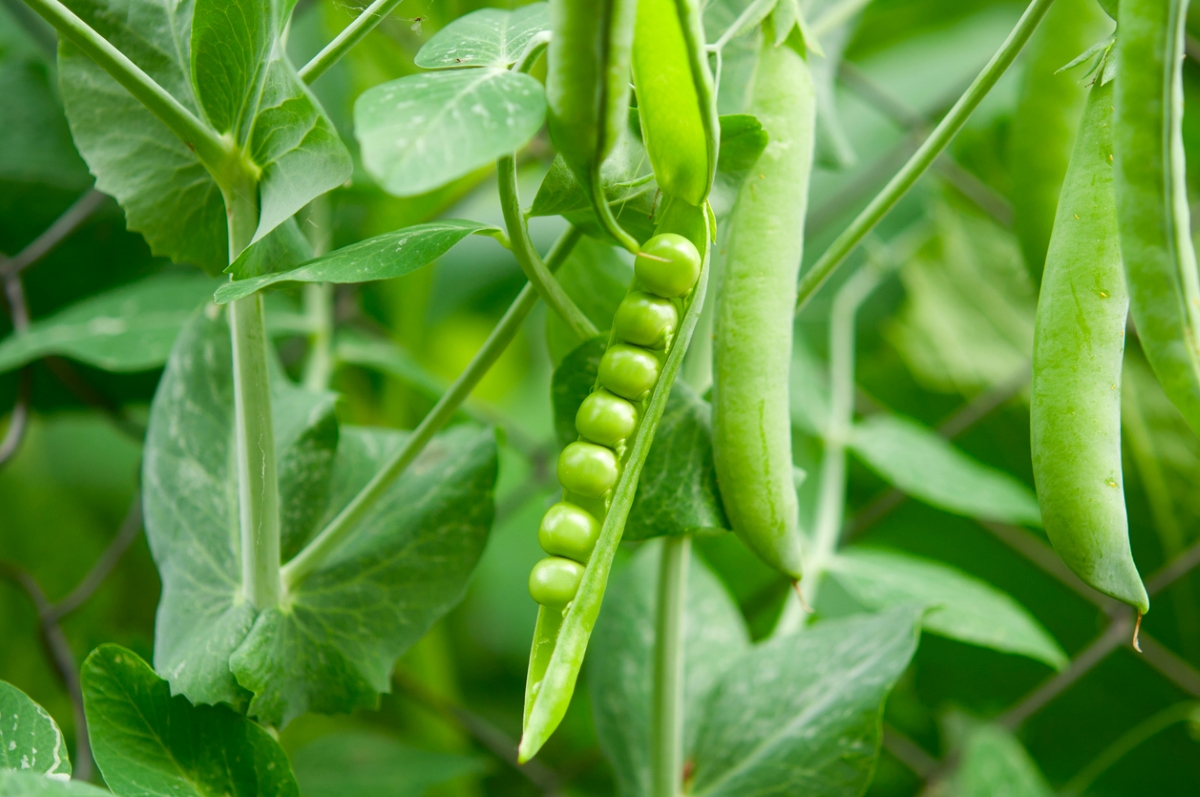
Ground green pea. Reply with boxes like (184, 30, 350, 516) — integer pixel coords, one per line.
(558, 441, 619, 497)
(614, 292, 678, 349)
(598, 343, 661, 400)
(528, 556, 585, 607)
(575, 390, 638, 447)
(1035, 74, 1148, 611)
(538, 502, 601, 562)
(634, 234, 702, 298)
(712, 26, 813, 582)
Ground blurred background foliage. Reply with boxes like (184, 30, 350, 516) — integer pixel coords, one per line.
(2, 0, 1200, 793)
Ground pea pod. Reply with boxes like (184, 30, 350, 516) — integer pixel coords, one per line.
(631, 0, 719, 205)
(1113, 0, 1200, 438)
(712, 24, 814, 581)
(1031, 77, 1149, 614)
(520, 199, 710, 762)
(545, 0, 640, 252)
(1009, 0, 1111, 284)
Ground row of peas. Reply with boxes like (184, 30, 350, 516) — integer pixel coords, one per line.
(527, 233, 703, 608)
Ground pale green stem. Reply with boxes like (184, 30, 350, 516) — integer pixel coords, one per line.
(299, 0, 406, 84)
(21, 0, 234, 184)
(302, 283, 335, 392)
(1062, 702, 1200, 796)
(225, 179, 282, 610)
(651, 535, 691, 797)
(794, 0, 1055, 314)
(282, 226, 583, 589)
(497, 155, 598, 341)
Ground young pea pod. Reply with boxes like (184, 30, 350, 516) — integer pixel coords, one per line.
(1009, 0, 1111, 284)
(1031, 77, 1149, 614)
(631, 0, 719, 205)
(520, 199, 710, 762)
(1113, 0, 1200, 438)
(545, 0, 640, 252)
(712, 24, 815, 581)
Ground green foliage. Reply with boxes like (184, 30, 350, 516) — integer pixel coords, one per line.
(0, 681, 71, 777)
(415, 3, 551, 70)
(290, 730, 488, 797)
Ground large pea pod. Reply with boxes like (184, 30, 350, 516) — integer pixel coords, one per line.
(1009, 0, 1111, 285)
(545, 0, 640, 252)
(1031, 77, 1149, 614)
(519, 199, 710, 762)
(1113, 0, 1200, 438)
(631, 0, 719, 205)
(711, 25, 814, 581)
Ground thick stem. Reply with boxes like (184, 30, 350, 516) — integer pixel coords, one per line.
(651, 535, 691, 797)
(794, 0, 1055, 314)
(299, 0, 406, 84)
(21, 0, 231, 180)
(497, 155, 599, 341)
(226, 182, 281, 610)
(302, 283, 335, 392)
(282, 226, 583, 589)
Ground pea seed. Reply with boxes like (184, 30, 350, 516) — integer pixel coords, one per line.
(558, 441, 620, 497)
(538, 502, 601, 562)
(528, 556, 585, 607)
(614, 292, 678, 348)
(598, 343, 660, 400)
(576, 390, 638, 447)
(634, 234, 702, 298)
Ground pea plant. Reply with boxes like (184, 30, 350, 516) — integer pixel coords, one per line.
(3, 0, 1200, 793)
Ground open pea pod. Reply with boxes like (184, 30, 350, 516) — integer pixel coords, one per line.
(1113, 0, 1200, 438)
(519, 199, 711, 762)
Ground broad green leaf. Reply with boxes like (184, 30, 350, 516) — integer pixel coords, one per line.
(954, 724, 1054, 797)
(216, 220, 498, 303)
(0, 3, 90, 187)
(689, 607, 921, 797)
(81, 645, 299, 797)
(546, 236, 634, 364)
(828, 548, 1067, 669)
(0, 273, 220, 374)
(589, 542, 749, 797)
(291, 731, 488, 797)
(144, 308, 339, 707)
(550, 336, 607, 447)
(415, 3, 551, 69)
(849, 414, 1043, 526)
(0, 681, 71, 777)
(230, 424, 497, 726)
(626, 382, 729, 540)
(229, 218, 314, 280)
(0, 771, 108, 796)
(59, 0, 229, 272)
(355, 69, 546, 197)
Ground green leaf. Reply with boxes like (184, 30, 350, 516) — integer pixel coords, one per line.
(216, 220, 498, 303)
(0, 273, 220, 374)
(59, 0, 229, 273)
(689, 607, 922, 797)
(0, 681, 71, 777)
(626, 382, 729, 540)
(828, 548, 1068, 669)
(954, 723, 1054, 797)
(355, 69, 546, 197)
(415, 3, 551, 69)
(0, 771, 109, 797)
(228, 218, 314, 280)
(589, 542, 749, 797)
(545, 236, 634, 364)
(291, 731, 488, 797)
(0, 3, 90, 187)
(711, 114, 769, 216)
(550, 335, 607, 447)
(81, 644, 299, 797)
(144, 308, 337, 707)
(230, 425, 497, 726)
(849, 414, 1043, 527)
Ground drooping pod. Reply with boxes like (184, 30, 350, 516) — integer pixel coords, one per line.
(1032, 76, 1149, 614)
(631, 0, 719, 206)
(521, 200, 710, 762)
(544, 0, 641, 251)
(712, 23, 815, 581)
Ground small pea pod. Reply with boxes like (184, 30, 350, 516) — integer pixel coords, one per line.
(631, 0, 719, 205)
(520, 199, 710, 762)
(1113, 0, 1200, 438)
(1031, 77, 1149, 614)
(712, 24, 815, 581)
(1009, 0, 1111, 284)
(545, 0, 640, 252)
